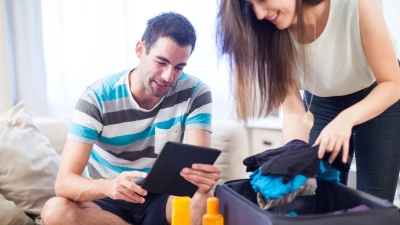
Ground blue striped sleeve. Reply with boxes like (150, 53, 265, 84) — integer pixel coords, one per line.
(95, 71, 130, 102)
(186, 113, 212, 126)
(69, 122, 99, 141)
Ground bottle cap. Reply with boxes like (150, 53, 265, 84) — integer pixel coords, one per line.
(173, 197, 190, 213)
(172, 197, 191, 225)
(207, 197, 219, 215)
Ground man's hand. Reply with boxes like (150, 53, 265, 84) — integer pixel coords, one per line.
(106, 171, 148, 203)
(180, 164, 221, 194)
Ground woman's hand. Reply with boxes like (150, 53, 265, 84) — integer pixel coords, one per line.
(313, 113, 353, 163)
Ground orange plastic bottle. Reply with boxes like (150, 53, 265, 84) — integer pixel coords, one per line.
(172, 197, 191, 225)
(202, 197, 224, 225)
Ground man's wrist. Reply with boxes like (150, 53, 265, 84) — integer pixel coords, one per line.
(194, 189, 214, 198)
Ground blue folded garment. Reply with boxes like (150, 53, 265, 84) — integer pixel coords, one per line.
(317, 160, 340, 183)
(249, 168, 307, 199)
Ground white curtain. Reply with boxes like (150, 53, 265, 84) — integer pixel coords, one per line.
(0, 0, 13, 113)
(2, 0, 398, 118)
(38, 0, 400, 119)
(41, 0, 234, 119)
(1, 0, 47, 116)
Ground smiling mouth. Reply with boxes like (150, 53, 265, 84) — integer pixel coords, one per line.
(153, 80, 171, 88)
(268, 12, 279, 23)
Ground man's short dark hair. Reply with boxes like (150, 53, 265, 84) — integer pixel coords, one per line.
(141, 12, 197, 54)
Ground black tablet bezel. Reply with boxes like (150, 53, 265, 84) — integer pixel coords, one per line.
(140, 141, 221, 197)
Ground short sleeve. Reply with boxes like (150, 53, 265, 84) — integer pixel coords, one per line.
(185, 82, 213, 132)
(67, 87, 103, 145)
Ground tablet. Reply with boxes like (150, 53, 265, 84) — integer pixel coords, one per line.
(140, 141, 221, 197)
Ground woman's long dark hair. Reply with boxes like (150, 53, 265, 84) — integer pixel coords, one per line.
(216, 0, 323, 121)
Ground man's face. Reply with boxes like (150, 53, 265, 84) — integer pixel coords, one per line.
(136, 37, 192, 98)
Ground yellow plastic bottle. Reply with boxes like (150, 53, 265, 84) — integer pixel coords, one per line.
(202, 197, 224, 225)
(172, 196, 191, 225)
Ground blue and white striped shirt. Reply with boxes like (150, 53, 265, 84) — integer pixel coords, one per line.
(67, 69, 212, 179)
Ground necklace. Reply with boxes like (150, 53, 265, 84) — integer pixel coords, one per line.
(302, 24, 317, 133)
(302, 93, 314, 133)
(293, 24, 317, 133)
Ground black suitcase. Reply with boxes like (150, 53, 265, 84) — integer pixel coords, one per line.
(215, 179, 400, 225)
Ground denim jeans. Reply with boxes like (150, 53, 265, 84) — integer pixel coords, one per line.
(303, 81, 400, 202)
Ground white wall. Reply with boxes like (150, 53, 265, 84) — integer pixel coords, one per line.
(383, 0, 400, 56)
(1, 0, 399, 116)
(0, 0, 13, 113)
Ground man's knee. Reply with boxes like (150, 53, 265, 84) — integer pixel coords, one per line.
(41, 197, 75, 224)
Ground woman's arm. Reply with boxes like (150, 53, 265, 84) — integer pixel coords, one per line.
(281, 84, 309, 144)
(344, 0, 400, 125)
(314, 0, 400, 163)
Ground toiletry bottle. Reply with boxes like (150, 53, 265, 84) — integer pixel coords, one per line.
(172, 196, 191, 225)
(203, 197, 224, 225)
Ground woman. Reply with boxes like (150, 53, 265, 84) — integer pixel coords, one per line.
(216, 0, 400, 202)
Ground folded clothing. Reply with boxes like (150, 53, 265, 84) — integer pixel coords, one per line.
(256, 178, 318, 209)
(244, 139, 352, 183)
(250, 168, 308, 200)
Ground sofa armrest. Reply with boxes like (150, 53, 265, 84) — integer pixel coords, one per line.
(32, 117, 70, 155)
(211, 120, 250, 185)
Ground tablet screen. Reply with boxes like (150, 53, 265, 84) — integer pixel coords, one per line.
(141, 141, 221, 197)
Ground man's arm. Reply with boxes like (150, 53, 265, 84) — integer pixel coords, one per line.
(55, 140, 147, 203)
(183, 129, 220, 193)
(178, 129, 220, 225)
(185, 129, 211, 147)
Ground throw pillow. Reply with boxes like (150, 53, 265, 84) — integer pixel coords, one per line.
(0, 193, 34, 225)
(0, 102, 60, 217)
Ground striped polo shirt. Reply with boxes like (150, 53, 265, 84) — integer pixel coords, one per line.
(67, 69, 212, 179)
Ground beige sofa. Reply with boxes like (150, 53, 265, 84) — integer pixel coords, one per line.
(33, 117, 251, 185)
(0, 102, 251, 225)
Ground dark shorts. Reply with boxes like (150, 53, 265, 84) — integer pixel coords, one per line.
(93, 192, 169, 225)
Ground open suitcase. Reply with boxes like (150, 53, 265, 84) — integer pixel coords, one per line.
(215, 179, 400, 225)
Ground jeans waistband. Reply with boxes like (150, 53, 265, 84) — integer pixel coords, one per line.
(305, 81, 377, 99)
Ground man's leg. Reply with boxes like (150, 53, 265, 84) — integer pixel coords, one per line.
(165, 196, 174, 223)
(41, 197, 131, 225)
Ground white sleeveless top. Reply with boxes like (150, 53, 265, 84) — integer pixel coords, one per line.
(291, 0, 399, 97)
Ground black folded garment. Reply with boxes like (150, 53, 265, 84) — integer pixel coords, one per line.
(322, 151, 352, 171)
(243, 139, 352, 183)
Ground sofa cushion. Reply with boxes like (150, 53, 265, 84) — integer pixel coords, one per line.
(0, 102, 60, 218)
(0, 194, 34, 225)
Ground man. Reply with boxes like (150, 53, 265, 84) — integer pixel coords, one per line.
(41, 12, 220, 225)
